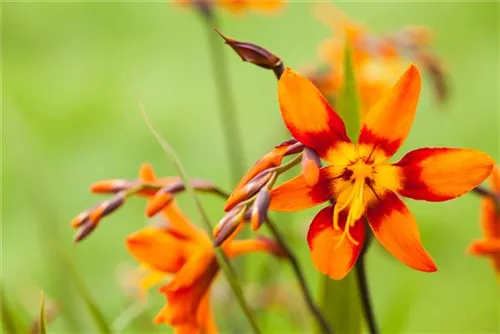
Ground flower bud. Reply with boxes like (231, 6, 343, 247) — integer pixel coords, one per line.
(73, 220, 97, 243)
(225, 170, 273, 211)
(215, 29, 282, 71)
(88, 192, 127, 224)
(250, 189, 270, 231)
(301, 147, 321, 186)
(90, 179, 137, 194)
(213, 205, 245, 246)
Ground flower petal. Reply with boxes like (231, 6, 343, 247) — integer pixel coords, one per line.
(481, 193, 500, 240)
(162, 202, 210, 244)
(161, 251, 219, 327)
(395, 148, 494, 201)
(269, 167, 335, 212)
(307, 206, 365, 280)
(278, 67, 350, 158)
(126, 227, 187, 273)
(366, 191, 437, 272)
(358, 64, 421, 158)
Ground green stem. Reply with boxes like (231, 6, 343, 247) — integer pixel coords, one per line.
(266, 217, 333, 334)
(202, 10, 246, 185)
(355, 253, 378, 334)
(140, 103, 261, 334)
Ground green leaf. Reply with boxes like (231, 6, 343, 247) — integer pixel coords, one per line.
(0, 287, 24, 334)
(318, 41, 363, 334)
(318, 270, 362, 334)
(59, 251, 112, 334)
(38, 292, 48, 334)
(337, 42, 361, 142)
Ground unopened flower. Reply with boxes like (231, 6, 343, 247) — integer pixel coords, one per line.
(269, 66, 493, 279)
(216, 29, 283, 76)
(224, 138, 303, 212)
(468, 166, 500, 280)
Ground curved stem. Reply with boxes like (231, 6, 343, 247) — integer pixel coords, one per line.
(266, 217, 333, 334)
(356, 231, 378, 334)
(202, 10, 246, 185)
(140, 102, 261, 334)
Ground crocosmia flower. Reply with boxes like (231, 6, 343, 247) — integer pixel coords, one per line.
(127, 164, 285, 332)
(269, 65, 494, 280)
(307, 3, 446, 120)
(175, 0, 284, 14)
(468, 166, 500, 280)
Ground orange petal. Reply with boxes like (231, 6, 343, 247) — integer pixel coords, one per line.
(162, 251, 219, 327)
(278, 67, 350, 159)
(307, 206, 365, 280)
(196, 293, 218, 334)
(126, 227, 187, 273)
(269, 166, 334, 212)
(358, 64, 421, 158)
(162, 202, 209, 245)
(395, 148, 494, 201)
(366, 191, 437, 272)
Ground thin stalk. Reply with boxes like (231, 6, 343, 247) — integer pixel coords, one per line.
(206, 184, 331, 333)
(355, 253, 378, 334)
(266, 217, 333, 334)
(473, 186, 500, 214)
(140, 103, 261, 334)
(201, 9, 246, 185)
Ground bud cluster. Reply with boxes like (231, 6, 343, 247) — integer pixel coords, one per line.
(213, 138, 321, 246)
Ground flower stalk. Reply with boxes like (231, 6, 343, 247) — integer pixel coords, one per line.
(201, 10, 247, 185)
(140, 102, 261, 334)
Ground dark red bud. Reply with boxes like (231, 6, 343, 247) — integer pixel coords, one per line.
(215, 29, 282, 70)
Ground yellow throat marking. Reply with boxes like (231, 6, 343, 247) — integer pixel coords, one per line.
(333, 161, 374, 247)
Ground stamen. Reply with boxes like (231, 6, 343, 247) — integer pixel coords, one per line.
(333, 177, 365, 248)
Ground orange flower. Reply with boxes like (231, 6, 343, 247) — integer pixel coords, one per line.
(468, 166, 500, 280)
(126, 164, 284, 332)
(175, 0, 284, 14)
(269, 66, 494, 280)
(308, 3, 445, 119)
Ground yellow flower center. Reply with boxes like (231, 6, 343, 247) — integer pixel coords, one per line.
(333, 159, 375, 247)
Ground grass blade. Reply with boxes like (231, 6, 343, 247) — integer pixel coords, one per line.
(38, 292, 48, 334)
(59, 251, 112, 334)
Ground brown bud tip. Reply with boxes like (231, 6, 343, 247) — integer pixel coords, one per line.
(213, 206, 244, 246)
(215, 29, 282, 70)
(224, 170, 273, 212)
(146, 188, 174, 217)
(74, 221, 97, 243)
(302, 147, 321, 187)
(71, 210, 90, 228)
(88, 192, 126, 223)
(251, 190, 270, 231)
(90, 179, 135, 194)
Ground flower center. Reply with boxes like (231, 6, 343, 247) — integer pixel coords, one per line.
(333, 159, 374, 247)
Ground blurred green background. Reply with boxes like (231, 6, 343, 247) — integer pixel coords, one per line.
(2, 1, 499, 333)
